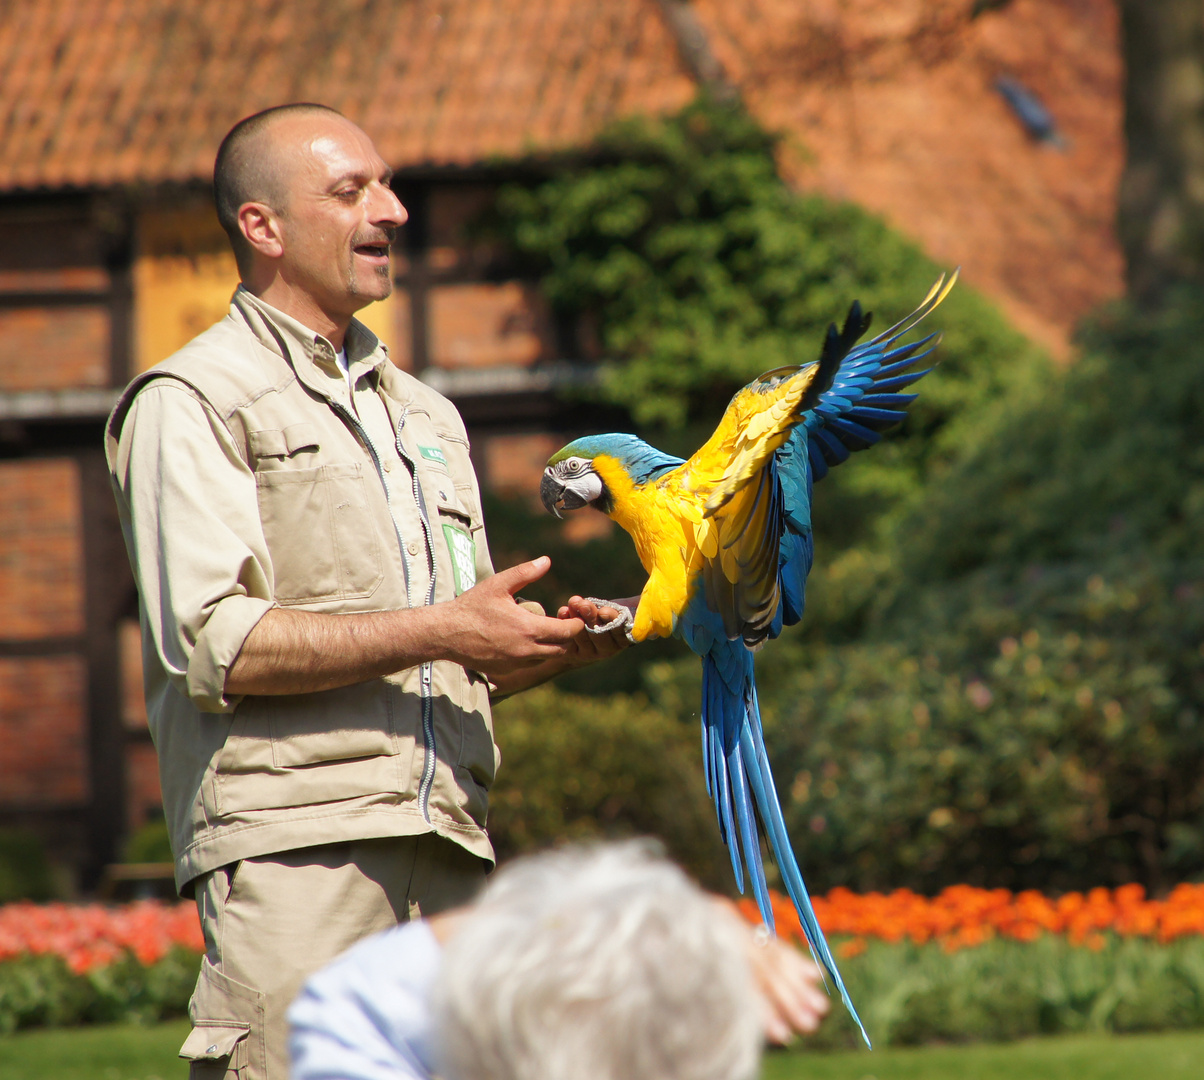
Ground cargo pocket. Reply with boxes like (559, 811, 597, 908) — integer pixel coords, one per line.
(180, 1023, 249, 1078)
(256, 462, 384, 603)
(181, 958, 265, 1079)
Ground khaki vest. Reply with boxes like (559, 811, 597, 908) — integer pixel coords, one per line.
(106, 293, 498, 891)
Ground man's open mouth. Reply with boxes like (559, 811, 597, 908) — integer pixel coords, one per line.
(353, 242, 390, 261)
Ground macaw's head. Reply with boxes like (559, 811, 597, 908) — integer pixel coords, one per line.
(539, 434, 683, 518)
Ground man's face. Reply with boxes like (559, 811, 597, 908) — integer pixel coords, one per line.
(269, 115, 408, 321)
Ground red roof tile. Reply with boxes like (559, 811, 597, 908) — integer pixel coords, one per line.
(0, 0, 696, 191)
(0, 0, 1124, 348)
(693, 0, 1124, 352)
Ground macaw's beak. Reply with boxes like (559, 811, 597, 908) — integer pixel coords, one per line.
(540, 469, 567, 519)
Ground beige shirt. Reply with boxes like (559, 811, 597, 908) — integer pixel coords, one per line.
(107, 288, 498, 891)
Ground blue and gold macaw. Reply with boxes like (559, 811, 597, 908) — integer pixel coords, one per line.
(539, 273, 957, 1043)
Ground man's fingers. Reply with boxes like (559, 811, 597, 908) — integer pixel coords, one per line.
(560, 595, 623, 628)
(490, 556, 553, 596)
(534, 616, 585, 642)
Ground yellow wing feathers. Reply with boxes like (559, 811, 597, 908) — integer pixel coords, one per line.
(590, 447, 784, 643)
(587, 361, 818, 641)
(681, 363, 822, 516)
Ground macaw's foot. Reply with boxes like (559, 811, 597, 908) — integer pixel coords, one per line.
(583, 598, 636, 641)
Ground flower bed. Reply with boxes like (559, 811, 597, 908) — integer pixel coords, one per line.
(5, 887, 1204, 1042)
(738, 884, 1204, 1047)
(0, 901, 203, 1033)
(738, 882, 1204, 953)
(0, 900, 204, 974)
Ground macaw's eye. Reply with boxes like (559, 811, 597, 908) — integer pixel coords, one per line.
(564, 457, 586, 474)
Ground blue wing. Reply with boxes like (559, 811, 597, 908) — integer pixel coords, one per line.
(774, 276, 950, 632)
(677, 277, 952, 1048)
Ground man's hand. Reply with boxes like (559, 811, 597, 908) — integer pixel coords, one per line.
(440, 558, 585, 679)
(554, 595, 636, 665)
(486, 591, 638, 699)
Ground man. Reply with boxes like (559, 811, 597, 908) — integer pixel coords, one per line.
(288, 842, 831, 1080)
(105, 103, 628, 1080)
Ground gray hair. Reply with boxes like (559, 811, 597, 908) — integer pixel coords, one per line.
(432, 841, 762, 1080)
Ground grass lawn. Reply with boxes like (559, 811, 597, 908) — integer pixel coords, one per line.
(1, 1022, 1203, 1079)
(0, 1020, 191, 1080)
(765, 1028, 1204, 1080)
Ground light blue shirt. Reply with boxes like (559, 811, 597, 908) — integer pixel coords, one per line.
(288, 920, 442, 1080)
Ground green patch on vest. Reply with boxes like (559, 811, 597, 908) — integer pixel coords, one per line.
(418, 445, 448, 467)
(443, 524, 477, 595)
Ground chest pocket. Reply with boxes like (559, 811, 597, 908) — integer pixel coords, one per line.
(252, 426, 384, 604)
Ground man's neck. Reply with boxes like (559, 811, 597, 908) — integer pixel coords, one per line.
(247, 279, 352, 352)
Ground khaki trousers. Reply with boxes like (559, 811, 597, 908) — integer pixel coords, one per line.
(178, 834, 487, 1080)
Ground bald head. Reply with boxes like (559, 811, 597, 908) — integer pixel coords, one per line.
(213, 103, 345, 273)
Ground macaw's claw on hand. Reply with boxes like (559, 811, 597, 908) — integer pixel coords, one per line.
(582, 597, 635, 640)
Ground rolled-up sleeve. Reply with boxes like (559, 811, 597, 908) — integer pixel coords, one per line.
(112, 381, 274, 712)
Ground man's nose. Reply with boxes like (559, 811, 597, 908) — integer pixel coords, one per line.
(370, 183, 408, 228)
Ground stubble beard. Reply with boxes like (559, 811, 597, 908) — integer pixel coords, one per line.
(347, 262, 393, 301)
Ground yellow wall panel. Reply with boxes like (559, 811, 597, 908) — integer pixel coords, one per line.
(135, 204, 406, 371)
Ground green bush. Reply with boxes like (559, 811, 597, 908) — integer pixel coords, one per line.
(0, 948, 198, 1034)
(742, 567, 1203, 895)
(122, 820, 174, 865)
(488, 685, 731, 891)
(890, 293, 1204, 587)
(0, 832, 53, 905)
(808, 935, 1204, 1050)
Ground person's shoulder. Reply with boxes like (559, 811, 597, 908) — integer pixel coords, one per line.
(152, 312, 259, 378)
(142, 311, 292, 414)
(108, 312, 276, 446)
(384, 366, 470, 439)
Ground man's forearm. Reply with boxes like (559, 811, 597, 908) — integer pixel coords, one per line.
(225, 606, 455, 696)
(224, 558, 595, 697)
(226, 569, 634, 699)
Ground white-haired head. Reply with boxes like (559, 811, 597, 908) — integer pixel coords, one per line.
(432, 840, 761, 1080)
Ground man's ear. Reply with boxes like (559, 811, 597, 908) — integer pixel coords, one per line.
(238, 202, 285, 260)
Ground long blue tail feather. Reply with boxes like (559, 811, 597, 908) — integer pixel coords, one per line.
(701, 644, 871, 1047)
(726, 730, 773, 928)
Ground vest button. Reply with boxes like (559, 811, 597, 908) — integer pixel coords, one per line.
(407, 541, 419, 556)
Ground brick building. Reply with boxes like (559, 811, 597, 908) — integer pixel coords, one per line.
(0, 0, 1123, 891)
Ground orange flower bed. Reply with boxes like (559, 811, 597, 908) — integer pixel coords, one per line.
(7, 885, 1204, 979)
(737, 882, 1204, 956)
(0, 900, 204, 975)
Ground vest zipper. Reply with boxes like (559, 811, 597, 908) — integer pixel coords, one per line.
(394, 408, 440, 824)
